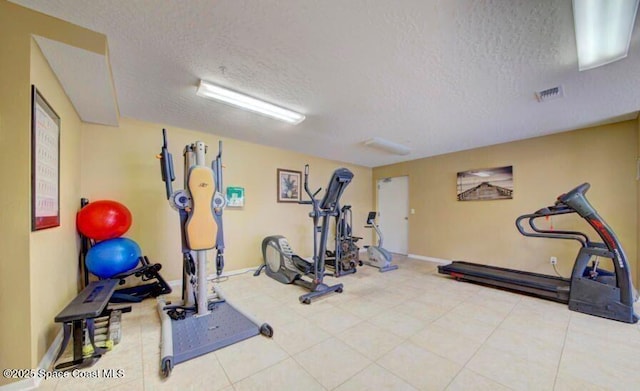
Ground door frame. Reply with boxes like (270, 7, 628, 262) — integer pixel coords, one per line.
(376, 175, 409, 255)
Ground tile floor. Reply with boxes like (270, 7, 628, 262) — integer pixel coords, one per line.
(38, 256, 640, 390)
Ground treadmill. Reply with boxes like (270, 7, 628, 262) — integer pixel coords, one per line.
(438, 183, 638, 324)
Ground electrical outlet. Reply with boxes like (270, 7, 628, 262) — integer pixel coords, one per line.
(550, 256, 557, 265)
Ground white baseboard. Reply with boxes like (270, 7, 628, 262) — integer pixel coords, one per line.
(0, 376, 34, 391)
(34, 329, 63, 388)
(0, 377, 34, 391)
(407, 254, 451, 265)
(0, 328, 63, 391)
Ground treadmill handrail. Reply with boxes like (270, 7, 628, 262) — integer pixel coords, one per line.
(527, 217, 591, 246)
(516, 209, 587, 247)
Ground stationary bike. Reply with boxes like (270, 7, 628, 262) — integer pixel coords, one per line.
(362, 211, 398, 272)
(254, 165, 354, 304)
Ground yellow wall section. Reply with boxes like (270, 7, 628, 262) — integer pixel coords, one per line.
(80, 118, 373, 280)
(29, 39, 83, 372)
(0, 3, 34, 378)
(0, 1, 107, 383)
(374, 121, 638, 283)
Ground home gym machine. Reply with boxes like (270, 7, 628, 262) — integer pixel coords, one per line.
(254, 165, 354, 304)
(324, 205, 361, 277)
(156, 129, 272, 376)
(438, 183, 638, 323)
(362, 211, 398, 272)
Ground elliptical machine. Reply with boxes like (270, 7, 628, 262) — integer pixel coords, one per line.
(324, 205, 362, 277)
(362, 211, 398, 272)
(254, 165, 354, 304)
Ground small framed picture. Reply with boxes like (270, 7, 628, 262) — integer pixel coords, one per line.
(226, 186, 245, 208)
(277, 168, 302, 203)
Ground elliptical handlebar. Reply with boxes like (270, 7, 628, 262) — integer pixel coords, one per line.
(212, 140, 223, 192)
(303, 164, 312, 197)
(158, 129, 175, 200)
(301, 164, 321, 213)
(300, 164, 321, 268)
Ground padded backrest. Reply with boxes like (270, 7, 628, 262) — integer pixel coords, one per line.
(185, 165, 217, 250)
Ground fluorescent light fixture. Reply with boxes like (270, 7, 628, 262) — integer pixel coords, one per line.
(364, 137, 411, 155)
(471, 171, 491, 177)
(572, 0, 639, 71)
(196, 80, 305, 124)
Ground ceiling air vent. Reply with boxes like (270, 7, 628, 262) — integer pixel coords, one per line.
(535, 85, 564, 102)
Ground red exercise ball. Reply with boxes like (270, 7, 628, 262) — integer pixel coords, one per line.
(77, 200, 132, 241)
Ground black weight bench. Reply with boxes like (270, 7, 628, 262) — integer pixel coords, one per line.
(54, 279, 129, 370)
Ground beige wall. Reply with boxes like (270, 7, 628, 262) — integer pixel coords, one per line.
(81, 118, 372, 280)
(0, 0, 106, 383)
(374, 121, 638, 283)
(0, 3, 33, 378)
(29, 39, 84, 370)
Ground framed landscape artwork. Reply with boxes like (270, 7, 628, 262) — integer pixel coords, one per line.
(457, 166, 513, 201)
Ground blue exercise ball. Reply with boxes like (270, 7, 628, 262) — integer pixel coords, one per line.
(86, 237, 141, 278)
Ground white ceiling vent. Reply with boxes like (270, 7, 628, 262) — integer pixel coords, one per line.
(535, 85, 564, 102)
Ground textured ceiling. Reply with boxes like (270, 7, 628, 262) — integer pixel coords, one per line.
(13, 0, 640, 167)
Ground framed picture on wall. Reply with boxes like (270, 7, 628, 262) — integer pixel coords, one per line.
(226, 186, 245, 208)
(457, 165, 513, 201)
(31, 85, 61, 230)
(277, 168, 302, 203)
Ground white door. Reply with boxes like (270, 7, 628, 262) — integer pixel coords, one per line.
(377, 176, 409, 254)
